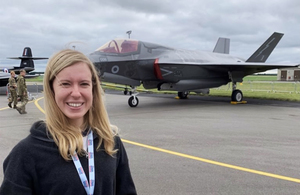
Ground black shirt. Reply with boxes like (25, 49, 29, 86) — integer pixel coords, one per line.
(0, 121, 137, 195)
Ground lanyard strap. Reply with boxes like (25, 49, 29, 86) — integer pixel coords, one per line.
(71, 131, 95, 195)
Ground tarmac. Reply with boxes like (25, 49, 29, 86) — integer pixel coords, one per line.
(0, 86, 300, 194)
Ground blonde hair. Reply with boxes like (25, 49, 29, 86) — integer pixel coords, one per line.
(10, 71, 15, 75)
(43, 49, 117, 160)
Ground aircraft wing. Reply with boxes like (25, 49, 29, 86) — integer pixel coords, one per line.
(0, 66, 35, 74)
(221, 62, 299, 75)
(159, 61, 299, 71)
(156, 61, 299, 82)
(0, 66, 15, 71)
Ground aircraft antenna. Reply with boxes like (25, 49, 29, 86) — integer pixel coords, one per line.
(126, 30, 132, 39)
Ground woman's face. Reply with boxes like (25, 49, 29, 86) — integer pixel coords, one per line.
(52, 62, 93, 128)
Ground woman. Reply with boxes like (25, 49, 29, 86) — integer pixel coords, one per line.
(0, 49, 137, 195)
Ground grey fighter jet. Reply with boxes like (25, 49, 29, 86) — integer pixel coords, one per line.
(89, 32, 299, 107)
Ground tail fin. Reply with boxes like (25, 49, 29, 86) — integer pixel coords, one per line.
(213, 37, 230, 54)
(246, 32, 283, 62)
(8, 47, 48, 72)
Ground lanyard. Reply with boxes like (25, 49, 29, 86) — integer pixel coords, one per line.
(71, 131, 95, 195)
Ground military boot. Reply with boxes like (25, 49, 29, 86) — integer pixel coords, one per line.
(8, 102, 12, 108)
(20, 106, 27, 114)
(16, 107, 22, 114)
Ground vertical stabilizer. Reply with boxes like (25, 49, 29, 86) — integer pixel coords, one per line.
(20, 47, 34, 68)
(246, 32, 283, 62)
(213, 37, 230, 54)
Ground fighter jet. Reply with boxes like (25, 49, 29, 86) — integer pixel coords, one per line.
(0, 47, 48, 87)
(89, 32, 299, 107)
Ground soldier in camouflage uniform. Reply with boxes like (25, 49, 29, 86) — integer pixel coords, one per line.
(16, 69, 28, 114)
(8, 71, 18, 109)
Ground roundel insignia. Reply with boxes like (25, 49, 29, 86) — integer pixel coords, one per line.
(111, 65, 119, 74)
(4, 68, 8, 73)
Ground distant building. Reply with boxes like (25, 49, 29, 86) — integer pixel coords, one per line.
(277, 68, 300, 81)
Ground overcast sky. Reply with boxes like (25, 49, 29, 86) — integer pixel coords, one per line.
(0, 0, 299, 72)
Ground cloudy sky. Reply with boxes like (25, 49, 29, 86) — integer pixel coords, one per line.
(0, 0, 299, 72)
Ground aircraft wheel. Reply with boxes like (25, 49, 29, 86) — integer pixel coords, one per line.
(124, 90, 128, 95)
(231, 90, 243, 102)
(178, 91, 188, 99)
(128, 96, 139, 107)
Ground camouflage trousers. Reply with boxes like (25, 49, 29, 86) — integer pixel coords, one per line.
(9, 89, 18, 107)
(17, 94, 28, 113)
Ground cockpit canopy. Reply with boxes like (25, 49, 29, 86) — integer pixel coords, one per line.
(96, 39, 139, 54)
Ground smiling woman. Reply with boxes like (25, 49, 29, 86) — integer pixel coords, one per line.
(52, 62, 93, 128)
(0, 49, 137, 195)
